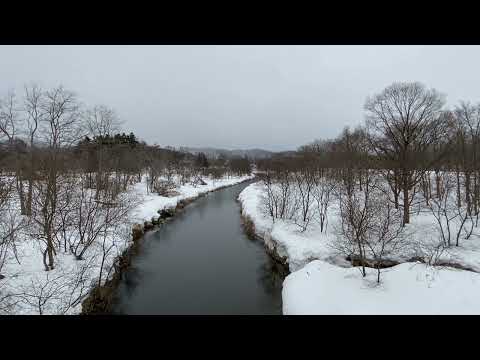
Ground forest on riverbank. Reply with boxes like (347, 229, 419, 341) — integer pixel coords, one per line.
(0, 84, 252, 314)
(240, 81, 480, 314)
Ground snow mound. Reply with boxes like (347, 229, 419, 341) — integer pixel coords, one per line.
(283, 260, 480, 315)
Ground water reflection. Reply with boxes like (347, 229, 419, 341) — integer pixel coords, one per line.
(113, 181, 286, 315)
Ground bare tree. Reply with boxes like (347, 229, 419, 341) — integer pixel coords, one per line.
(312, 170, 335, 233)
(425, 170, 472, 247)
(260, 170, 279, 222)
(33, 86, 83, 270)
(68, 175, 139, 261)
(333, 171, 375, 277)
(84, 105, 122, 199)
(0, 90, 28, 215)
(332, 169, 405, 282)
(17, 261, 94, 315)
(97, 218, 133, 288)
(292, 161, 316, 232)
(85, 105, 122, 139)
(363, 190, 405, 283)
(365, 82, 450, 225)
(0, 177, 24, 278)
(0, 90, 19, 144)
(23, 84, 44, 216)
(454, 102, 480, 221)
(411, 235, 449, 266)
(425, 172, 457, 247)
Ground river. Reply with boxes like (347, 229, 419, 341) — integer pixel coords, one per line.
(112, 181, 286, 315)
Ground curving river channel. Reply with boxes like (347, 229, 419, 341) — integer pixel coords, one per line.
(112, 181, 286, 315)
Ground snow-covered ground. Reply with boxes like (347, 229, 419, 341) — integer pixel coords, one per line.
(283, 260, 480, 314)
(131, 175, 254, 224)
(238, 181, 480, 314)
(1, 173, 253, 315)
(238, 182, 346, 272)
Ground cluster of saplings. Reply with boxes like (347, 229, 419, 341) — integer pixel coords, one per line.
(256, 81, 480, 282)
(0, 84, 251, 313)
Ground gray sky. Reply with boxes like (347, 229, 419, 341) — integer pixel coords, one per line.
(0, 45, 479, 151)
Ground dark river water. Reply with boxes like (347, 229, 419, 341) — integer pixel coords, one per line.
(113, 181, 286, 315)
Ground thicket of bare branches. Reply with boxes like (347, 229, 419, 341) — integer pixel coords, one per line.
(0, 83, 252, 313)
(256, 81, 480, 282)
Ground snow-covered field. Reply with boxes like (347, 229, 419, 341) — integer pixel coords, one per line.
(0, 173, 253, 315)
(283, 260, 480, 315)
(238, 181, 480, 314)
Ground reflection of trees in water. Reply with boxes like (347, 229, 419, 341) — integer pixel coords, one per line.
(202, 182, 246, 211)
(122, 267, 143, 295)
(154, 222, 177, 244)
(111, 266, 143, 314)
(258, 256, 288, 294)
(205, 186, 232, 210)
(257, 255, 288, 313)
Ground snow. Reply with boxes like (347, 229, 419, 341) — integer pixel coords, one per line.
(1, 173, 253, 314)
(239, 181, 480, 271)
(131, 175, 254, 224)
(238, 182, 347, 272)
(238, 180, 480, 314)
(404, 208, 480, 272)
(283, 260, 480, 315)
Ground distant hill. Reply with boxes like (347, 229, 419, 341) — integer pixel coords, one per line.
(180, 146, 276, 160)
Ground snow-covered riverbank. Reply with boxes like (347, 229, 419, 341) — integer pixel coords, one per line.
(238, 181, 480, 315)
(282, 260, 480, 315)
(131, 174, 255, 224)
(238, 182, 347, 272)
(1, 174, 254, 315)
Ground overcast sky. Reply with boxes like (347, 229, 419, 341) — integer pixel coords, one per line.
(0, 45, 479, 151)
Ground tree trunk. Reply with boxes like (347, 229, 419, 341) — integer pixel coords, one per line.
(466, 171, 472, 215)
(474, 171, 479, 216)
(435, 170, 441, 198)
(25, 150, 36, 216)
(422, 173, 429, 206)
(393, 170, 399, 209)
(402, 171, 410, 226)
(359, 169, 363, 191)
(47, 234, 55, 270)
(26, 177, 33, 216)
(456, 165, 462, 208)
(16, 175, 26, 215)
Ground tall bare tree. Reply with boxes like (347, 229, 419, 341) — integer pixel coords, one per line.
(84, 105, 122, 200)
(454, 102, 480, 219)
(33, 86, 83, 270)
(0, 91, 28, 214)
(23, 84, 44, 215)
(365, 82, 450, 225)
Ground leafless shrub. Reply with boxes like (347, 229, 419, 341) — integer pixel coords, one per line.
(16, 262, 94, 315)
(425, 172, 458, 247)
(0, 176, 24, 278)
(312, 172, 336, 233)
(411, 236, 449, 267)
(292, 167, 316, 232)
(153, 179, 176, 196)
(332, 172, 406, 282)
(68, 178, 140, 261)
